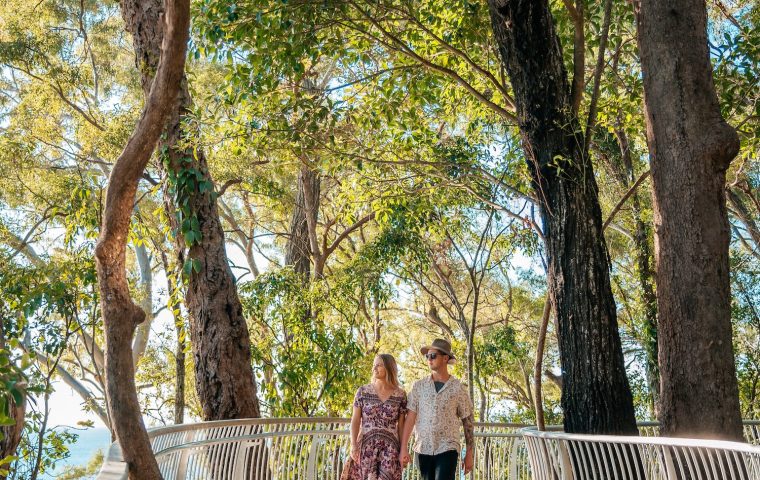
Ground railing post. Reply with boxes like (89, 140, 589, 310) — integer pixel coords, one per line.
(661, 445, 677, 479)
(306, 432, 321, 480)
(508, 437, 521, 480)
(175, 428, 196, 480)
(557, 439, 574, 480)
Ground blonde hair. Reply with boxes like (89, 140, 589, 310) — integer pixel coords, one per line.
(372, 353, 400, 388)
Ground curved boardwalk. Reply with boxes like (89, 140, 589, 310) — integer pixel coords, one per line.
(98, 418, 760, 479)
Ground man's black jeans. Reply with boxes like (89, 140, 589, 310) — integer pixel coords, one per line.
(416, 450, 458, 480)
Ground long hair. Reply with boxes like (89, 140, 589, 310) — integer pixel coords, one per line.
(373, 353, 400, 388)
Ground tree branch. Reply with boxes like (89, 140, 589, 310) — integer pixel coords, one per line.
(34, 350, 109, 427)
(324, 212, 376, 258)
(567, 0, 585, 114)
(94, 0, 190, 476)
(603, 170, 651, 231)
(344, 2, 517, 123)
(583, 0, 614, 156)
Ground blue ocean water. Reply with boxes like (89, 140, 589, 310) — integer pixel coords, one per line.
(47, 427, 112, 478)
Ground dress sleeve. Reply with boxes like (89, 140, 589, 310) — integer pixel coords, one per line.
(399, 389, 408, 416)
(353, 386, 363, 410)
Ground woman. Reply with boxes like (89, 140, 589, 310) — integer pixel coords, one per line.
(347, 353, 407, 480)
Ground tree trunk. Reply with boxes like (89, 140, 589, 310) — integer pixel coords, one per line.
(285, 165, 320, 278)
(120, 0, 260, 420)
(466, 307, 476, 405)
(488, 0, 637, 434)
(0, 329, 24, 480)
(534, 294, 551, 430)
(94, 0, 189, 477)
(161, 249, 186, 425)
(132, 242, 153, 367)
(180, 143, 260, 419)
(637, 0, 743, 440)
(631, 192, 659, 417)
(0, 397, 24, 480)
(174, 319, 186, 424)
(611, 129, 660, 417)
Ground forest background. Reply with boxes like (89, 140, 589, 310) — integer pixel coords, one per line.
(0, 0, 758, 478)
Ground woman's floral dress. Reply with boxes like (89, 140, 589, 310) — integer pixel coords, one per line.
(347, 384, 407, 480)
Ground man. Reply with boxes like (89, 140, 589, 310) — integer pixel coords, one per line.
(399, 338, 475, 480)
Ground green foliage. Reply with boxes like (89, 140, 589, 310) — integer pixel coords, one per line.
(0, 250, 98, 477)
(242, 268, 364, 416)
(11, 421, 79, 479)
(0, 5, 759, 477)
(56, 449, 104, 480)
(731, 250, 760, 419)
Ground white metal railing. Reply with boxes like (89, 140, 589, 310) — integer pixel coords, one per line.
(96, 419, 760, 479)
(742, 420, 760, 445)
(523, 427, 760, 480)
(96, 418, 527, 479)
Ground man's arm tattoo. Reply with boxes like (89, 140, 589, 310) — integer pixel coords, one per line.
(462, 414, 475, 448)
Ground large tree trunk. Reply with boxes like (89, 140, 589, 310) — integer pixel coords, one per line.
(121, 0, 260, 420)
(94, 0, 189, 477)
(488, 0, 637, 434)
(637, 0, 743, 440)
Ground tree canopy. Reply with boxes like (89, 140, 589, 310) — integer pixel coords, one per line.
(0, 0, 758, 476)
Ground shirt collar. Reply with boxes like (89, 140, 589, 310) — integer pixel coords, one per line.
(426, 374, 458, 393)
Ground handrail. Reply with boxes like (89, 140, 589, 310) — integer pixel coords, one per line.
(523, 427, 760, 453)
(151, 428, 534, 457)
(97, 418, 760, 479)
(522, 426, 760, 480)
(154, 430, 351, 457)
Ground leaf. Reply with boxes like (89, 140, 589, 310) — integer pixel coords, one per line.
(183, 259, 193, 278)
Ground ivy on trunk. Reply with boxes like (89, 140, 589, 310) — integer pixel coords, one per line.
(120, 0, 261, 420)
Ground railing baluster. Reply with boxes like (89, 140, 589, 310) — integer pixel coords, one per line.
(97, 418, 760, 480)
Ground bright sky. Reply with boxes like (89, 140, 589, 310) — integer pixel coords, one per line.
(46, 382, 107, 429)
(44, 243, 257, 431)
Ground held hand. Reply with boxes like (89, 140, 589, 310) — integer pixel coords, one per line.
(399, 451, 411, 469)
(462, 449, 474, 475)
